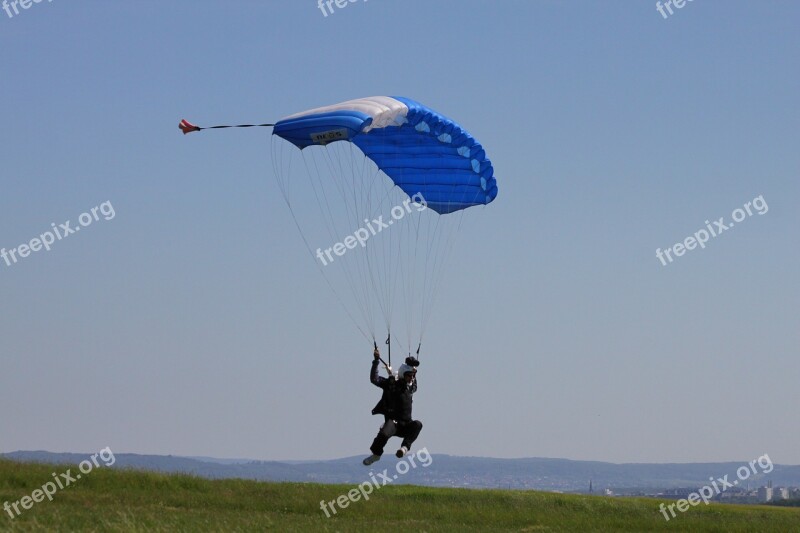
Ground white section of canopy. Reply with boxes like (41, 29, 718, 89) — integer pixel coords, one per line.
(279, 96, 409, 132)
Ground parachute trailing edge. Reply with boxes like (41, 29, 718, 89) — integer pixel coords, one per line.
(272, 96, 498, 215)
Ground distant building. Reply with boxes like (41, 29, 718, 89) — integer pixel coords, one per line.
(773, 487, 790, 501)
(757, 485, 773, 502)
(664, 488, 695, 499)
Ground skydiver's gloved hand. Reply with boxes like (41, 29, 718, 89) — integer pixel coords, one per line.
(374, 346, 380, 360)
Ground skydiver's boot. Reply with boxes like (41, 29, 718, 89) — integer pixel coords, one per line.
(362, 454, 380, 466)
(395, 446, 408, 458)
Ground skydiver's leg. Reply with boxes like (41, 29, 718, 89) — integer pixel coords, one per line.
(370, 419, 397, 456)
(397, 420, 423, 450)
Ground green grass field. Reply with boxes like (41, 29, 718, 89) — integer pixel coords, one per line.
(2, 458, 798, 532)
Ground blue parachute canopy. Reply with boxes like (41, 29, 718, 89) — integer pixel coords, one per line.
(273, 96, 498, 214)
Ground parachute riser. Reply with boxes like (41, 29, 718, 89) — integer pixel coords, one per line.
(375, 340, 393, 377)
(385, 332, 391, 368)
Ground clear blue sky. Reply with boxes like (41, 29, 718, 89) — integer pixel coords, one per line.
(1, 1, 798, 464)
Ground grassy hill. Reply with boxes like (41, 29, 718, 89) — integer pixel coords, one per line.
(2, 458, 798, 532)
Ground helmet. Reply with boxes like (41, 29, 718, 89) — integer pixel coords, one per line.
(397, 364, 416, 378)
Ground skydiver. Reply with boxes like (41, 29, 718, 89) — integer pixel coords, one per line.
(362, 347, 422, 466)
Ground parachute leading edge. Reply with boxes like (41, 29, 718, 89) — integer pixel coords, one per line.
(272, 96, 498, 215)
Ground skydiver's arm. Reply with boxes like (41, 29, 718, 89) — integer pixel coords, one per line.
(370, 359, 387, 388)
(410, 375, 417, 394)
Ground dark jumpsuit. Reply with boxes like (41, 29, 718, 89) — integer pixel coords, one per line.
(369, 360, 423, 456)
